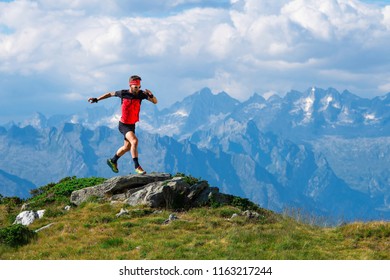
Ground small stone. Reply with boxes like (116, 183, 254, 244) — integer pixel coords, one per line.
(35, 223, 54, 233)
(163, 213, 179, 224)
(231, 213, 239, 219)
(116, 208, 130, 217)
(243, 210, 260, 219)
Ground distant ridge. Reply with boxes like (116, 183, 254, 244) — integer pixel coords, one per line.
(0, 169, 36, 198)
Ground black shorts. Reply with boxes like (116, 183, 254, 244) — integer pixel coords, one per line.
(118, 121, 135, 140)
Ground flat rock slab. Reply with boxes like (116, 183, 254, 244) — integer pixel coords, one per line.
(70, 173, 172, 205)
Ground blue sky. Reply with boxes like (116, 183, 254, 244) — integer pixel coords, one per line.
(1, 0, 390, 123)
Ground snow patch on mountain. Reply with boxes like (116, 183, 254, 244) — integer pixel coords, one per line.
(243, 103, 267, 114)
(291, 93, 315, 124)
(172, 109, 189, 117)
(363, 113, 379, 124)
(319, 95, 341, 111)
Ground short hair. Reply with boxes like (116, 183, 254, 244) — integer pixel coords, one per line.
(129, 75, 142, 82)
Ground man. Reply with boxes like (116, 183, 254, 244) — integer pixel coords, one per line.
(88, 75, 157, 174)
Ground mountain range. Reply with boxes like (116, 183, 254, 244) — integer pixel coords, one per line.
(1, 87, 390, 222)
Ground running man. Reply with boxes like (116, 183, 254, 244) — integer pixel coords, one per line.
(88, 75, 158, 174)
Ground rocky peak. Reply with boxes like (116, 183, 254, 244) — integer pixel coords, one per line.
(70, 173, 231, 210)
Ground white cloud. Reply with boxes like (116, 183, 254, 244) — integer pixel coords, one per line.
(379, 83, 390, 93)
(383, 6, 390, 29)
(208, 23, 236, 58)
(283, 1, 333, 40)
(1, 0, 390, 122)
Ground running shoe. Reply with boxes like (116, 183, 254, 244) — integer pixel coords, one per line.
(135, 166, 146, 175)
(106, 159, 119, 173)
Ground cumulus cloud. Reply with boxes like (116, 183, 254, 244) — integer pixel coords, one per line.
(0, 0, 390, 122)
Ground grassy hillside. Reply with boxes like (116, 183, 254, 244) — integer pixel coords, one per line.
(1, 176, 390, 260)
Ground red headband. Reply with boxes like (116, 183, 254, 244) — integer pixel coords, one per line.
(129, 80, 141, 86)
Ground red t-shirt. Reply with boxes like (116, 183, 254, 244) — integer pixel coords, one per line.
(115, 90, 148, 124)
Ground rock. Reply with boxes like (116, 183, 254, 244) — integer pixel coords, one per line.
(20, 203, 30, 211)
(70, 173, 172, 205)
(125, 181, 168, 208)
(124, 178, 225, 209)
(243, 210, 260, 219)
(230, 211, 261, 220)
(164, 213, 179, 224)
(231, 213, 239, 219)
(188, 181, 214, 204)
(70, 173, 233, 210)
(35, 223, 54, 233)
(36, 210, 45, 219)
(170, 213, 178, 220)
(116, 208, 129, 218)
(13, 210, 45, 226)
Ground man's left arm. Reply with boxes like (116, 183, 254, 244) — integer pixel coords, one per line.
(144, 89, 158, 104)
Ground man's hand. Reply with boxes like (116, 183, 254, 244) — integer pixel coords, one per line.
(88, 97, 98, 103)
(144, 89, 154, 98)
(145, 89, 157, 104)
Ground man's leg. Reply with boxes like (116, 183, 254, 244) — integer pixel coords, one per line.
(125, 131, 146, 174)
(107, 140, 131, 173)
(116, 139, 131, 157)
(125, 131, 138, 159)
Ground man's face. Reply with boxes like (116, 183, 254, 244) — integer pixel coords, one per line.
(130, 84, 141, 93)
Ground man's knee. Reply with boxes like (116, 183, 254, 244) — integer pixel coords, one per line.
(130, 137, 138, 146)
(126, 133, 138, 146)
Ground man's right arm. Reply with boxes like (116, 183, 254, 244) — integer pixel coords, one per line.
(88, 92, 116, 103)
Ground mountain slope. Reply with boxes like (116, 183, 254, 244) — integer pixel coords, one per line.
(3, 202, 390, 260)
(0, 169, 35, 199)
(143, 87, 240, 137)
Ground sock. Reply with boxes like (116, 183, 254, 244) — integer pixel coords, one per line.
(111, 154, 120, 164)
(133, 157, 140, 169)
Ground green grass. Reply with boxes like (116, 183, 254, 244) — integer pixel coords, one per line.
(27, 176, 106, 209)
(1, 176, 390, 260)
(1, 201, 390, 260)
